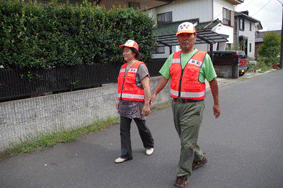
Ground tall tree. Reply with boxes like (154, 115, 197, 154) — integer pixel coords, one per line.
(259, 31, 281, 58)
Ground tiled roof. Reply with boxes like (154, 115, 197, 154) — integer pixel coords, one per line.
(154, 19, 228, 46)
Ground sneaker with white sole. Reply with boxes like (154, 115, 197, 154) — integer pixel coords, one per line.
(115, 157, 131, 163)
(145, 148, 154, 156)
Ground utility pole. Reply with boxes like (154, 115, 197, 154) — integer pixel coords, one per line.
(278, 0, 283, 69)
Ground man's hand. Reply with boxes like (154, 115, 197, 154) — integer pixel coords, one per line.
(142, 104, 151, 116)
(149, 94, 156, 107)
(213, 104, 221, 118)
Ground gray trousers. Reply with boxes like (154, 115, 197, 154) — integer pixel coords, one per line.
(171, 100, 205, 177)
(120, 116, 154, 159)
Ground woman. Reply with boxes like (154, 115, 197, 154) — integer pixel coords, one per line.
(115, 39, 154, 163)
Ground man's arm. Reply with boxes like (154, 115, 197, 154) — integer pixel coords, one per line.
(149, 76, 169, 105)
(209, 78, 220, 118)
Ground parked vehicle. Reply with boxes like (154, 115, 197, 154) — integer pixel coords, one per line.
(209, 50, 248, 76)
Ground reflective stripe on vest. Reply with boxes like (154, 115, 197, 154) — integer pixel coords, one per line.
(117, 61, 146, 102)
(170, 50, 207, 100)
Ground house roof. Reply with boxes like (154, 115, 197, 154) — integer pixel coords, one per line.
(235, 11, 260, 23)
(255, 30, 282, 43)
(154, 19, 228, 46)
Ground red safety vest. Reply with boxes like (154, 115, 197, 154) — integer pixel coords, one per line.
(117, 61, 148, 102)
(170, 50, 207, 100)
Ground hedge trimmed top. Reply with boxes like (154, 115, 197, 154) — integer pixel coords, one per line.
(0, 0, 157, 69)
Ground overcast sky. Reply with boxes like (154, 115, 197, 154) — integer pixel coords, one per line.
(234, 0, 282, 31)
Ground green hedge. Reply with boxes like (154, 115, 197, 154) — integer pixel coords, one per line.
(0, 0, 157, 69)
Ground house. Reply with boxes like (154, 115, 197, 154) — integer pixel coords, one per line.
(255, 30, 281, 58)
(148, 0, 262, 59)
(234, 11, 262, 58)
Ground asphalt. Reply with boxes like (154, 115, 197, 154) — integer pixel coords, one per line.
(206, 69, 276, 90)
(0, 68, 280, 188)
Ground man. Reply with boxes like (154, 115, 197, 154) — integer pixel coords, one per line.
(150, 22, 221, 188)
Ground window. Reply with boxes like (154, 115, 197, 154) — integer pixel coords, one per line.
(239, 18, 245, 31)
(223, 8, 232, 26)
(250, 22, 252, 31)
(157, 12, 172, 24)
(153, 45, 165, 54)
(249, 43, 252, 52)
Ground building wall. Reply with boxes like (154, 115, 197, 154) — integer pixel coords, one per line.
(213, 0, 234, 20)
(213, 0, 234, 44)
(239, 20, 256, 58)
(151, 0, 213, 22)
(213, 23, 234, 44)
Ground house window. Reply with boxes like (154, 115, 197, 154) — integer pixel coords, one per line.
(128, 2, 140, 9)
(157, 12, 172, 24)
(239, 18, 245, 31)
(223, 8, 232, 26)
(249, 43, 252, 52)
(153, 45, 165, 54)
(250, 22, 252, 31)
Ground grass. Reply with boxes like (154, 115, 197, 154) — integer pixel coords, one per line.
(0, 116, 120, 161)
(0, 102, 172, 161)
(247, 58, 275, 73)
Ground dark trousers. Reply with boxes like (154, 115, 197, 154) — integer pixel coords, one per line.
(120, 116, 154, 159)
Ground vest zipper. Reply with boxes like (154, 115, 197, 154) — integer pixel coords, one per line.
(120, 69, 127, 100)
(177, 51, 198, 98)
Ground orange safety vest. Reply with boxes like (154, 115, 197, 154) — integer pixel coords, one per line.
(170, 50, 207, 100)
(117, 61, 148, 102)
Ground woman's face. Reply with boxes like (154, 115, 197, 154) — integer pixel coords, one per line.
(123, 47, 135, 62)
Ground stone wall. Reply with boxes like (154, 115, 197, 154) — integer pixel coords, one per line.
(214, 65, 239, 78)
(0, 76, 171, 151)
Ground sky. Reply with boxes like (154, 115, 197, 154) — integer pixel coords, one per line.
(234, 0, 282, 31)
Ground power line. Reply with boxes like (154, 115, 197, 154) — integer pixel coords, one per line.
(251, 0, 272, 17)
(240, 0, 255, 10)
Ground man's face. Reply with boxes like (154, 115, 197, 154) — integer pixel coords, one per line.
(177, 33, 197, 53)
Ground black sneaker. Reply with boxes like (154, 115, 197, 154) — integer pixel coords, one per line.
(173, 175, 188, 188)
(192, 155, 207, 170)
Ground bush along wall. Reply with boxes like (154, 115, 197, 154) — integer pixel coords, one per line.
(0, 0, 157, 69)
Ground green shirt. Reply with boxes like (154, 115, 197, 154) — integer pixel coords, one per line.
(159, 49, 217, 82)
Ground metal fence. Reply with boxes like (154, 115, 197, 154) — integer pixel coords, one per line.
(0, 59, 166, 102)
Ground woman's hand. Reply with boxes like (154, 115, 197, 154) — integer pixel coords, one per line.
(116, 100, 120, 110)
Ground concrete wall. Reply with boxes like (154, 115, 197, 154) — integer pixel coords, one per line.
(0, 77, 171, 151)
(214, 65, 239, 78)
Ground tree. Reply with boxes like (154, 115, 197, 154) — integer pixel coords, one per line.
(258, 31, 281, 67)
(259, 31, 281, 58)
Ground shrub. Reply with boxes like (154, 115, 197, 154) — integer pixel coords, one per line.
(0, 0, 157, 69)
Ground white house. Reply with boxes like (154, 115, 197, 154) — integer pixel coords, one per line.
(234, 11, 262, 58)
(147, 0, 262, 58)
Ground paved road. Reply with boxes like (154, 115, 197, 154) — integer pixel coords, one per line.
(1, 70, 283, 188)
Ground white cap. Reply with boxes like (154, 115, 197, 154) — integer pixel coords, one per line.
(119, 39, 139, 51)
(176, 22, 196, 35)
